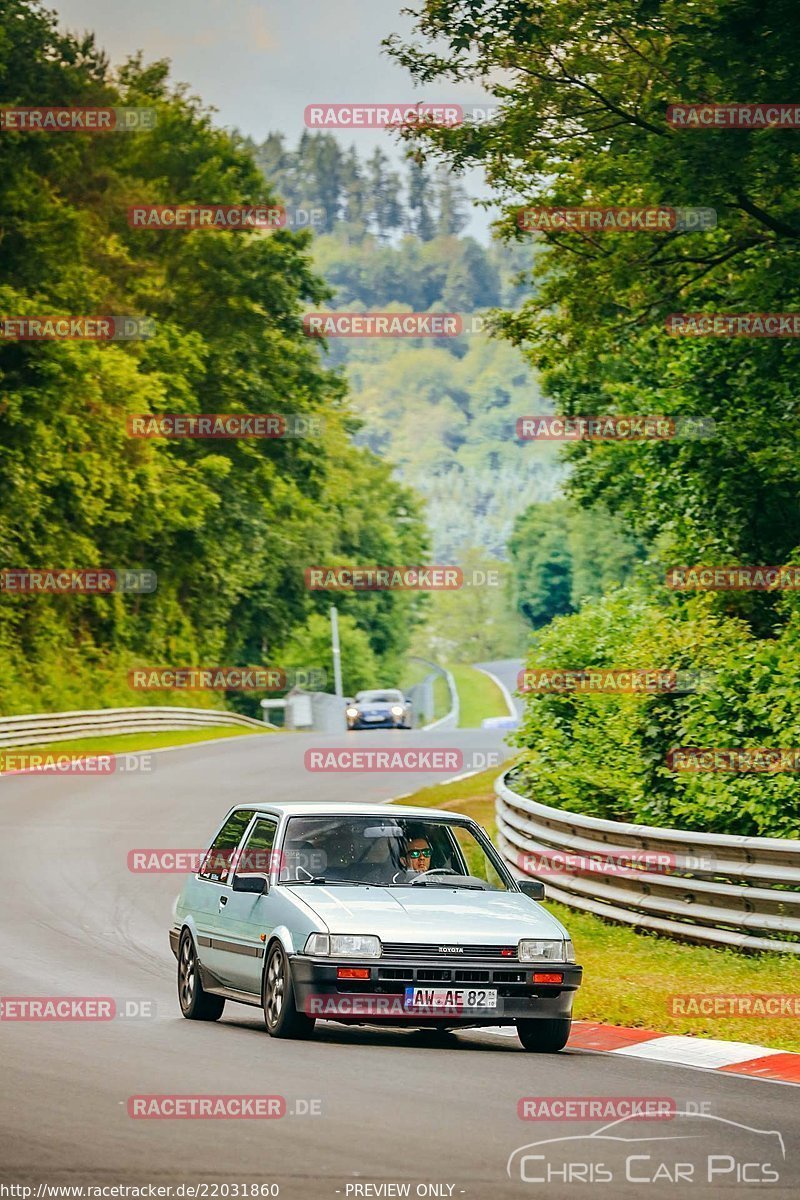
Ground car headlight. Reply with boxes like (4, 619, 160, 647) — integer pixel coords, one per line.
(390, 705, 404, 717)
(346, 707, 359, 718)
(518, 938, 568, 961)
(303, 933, 382, 958)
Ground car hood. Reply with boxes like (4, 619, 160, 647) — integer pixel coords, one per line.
(288, 885, 567, 942)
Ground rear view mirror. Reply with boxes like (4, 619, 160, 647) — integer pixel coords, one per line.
(232, 874, 268, 895)
(519, 879, 545, 901)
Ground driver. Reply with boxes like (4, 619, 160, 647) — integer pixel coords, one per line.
(392, 835, 432, 882)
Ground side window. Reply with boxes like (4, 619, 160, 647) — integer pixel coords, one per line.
(449, 825, 507, 891)
(235, 818, 278, 881)
(199, 810, 254, 883)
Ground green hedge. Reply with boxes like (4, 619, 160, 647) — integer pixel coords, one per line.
(512, 589, 800, 838)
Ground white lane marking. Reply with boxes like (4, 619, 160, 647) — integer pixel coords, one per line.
(613, 1034, 786, 1069)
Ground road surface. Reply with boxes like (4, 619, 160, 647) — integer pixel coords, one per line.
(1, 728, 797, 1198)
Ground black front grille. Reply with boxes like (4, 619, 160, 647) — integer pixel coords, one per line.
(378, 967, 413, 981)
(381, 942, 518, 962)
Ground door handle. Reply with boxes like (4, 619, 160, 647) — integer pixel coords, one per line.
(219, 896, 228, 908)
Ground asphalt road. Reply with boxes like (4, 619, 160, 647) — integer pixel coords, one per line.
(1, 727, 797, 1199)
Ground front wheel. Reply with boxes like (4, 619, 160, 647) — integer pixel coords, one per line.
(263, 944, 315, 1039)
(178, 930, 225, 1021)
(516, 1018, 571, 1052)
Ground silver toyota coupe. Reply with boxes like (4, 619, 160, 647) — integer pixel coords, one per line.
(170, 801, 581, 1051)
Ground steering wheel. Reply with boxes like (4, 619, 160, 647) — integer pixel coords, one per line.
(408, 867, 459, 886)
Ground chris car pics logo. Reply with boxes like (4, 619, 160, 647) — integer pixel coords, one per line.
(507, 1112, 786, 1185)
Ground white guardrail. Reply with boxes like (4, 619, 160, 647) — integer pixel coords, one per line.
(495, 769, 800, 955)
(0, 706, 266, 749)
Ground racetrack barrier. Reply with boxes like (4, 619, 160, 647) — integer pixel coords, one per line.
(495, 769, 800, 954)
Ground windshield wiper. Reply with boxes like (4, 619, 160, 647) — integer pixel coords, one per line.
(287, 877, 382, 887)
(405, 879, 485, 890)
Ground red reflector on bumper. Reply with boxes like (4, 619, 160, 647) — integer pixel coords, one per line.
(337, 967, 370, 980)
(533, 972, 564, 985)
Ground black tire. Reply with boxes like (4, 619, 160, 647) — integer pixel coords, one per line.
(178, 929, 225, 1021)
(516, 1018, 571, 1052)
(263, 943, 315, 1039)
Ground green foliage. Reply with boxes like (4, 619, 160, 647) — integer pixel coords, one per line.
(386, 0, 800, 631)
(508, 500, 646, 627)
(247, 132, 470, 242)
(512, 590, 800, 838)
(277, 611, 380, 697)
(386, 0, 800, 839)
(410, 550, 528, 661)
(0, 0, 428, 715)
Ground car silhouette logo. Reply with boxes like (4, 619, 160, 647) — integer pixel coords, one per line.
(507, 1112, 786, 1184)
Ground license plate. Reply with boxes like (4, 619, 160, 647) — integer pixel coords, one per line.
(364, 714, 383, 721)
(404, 987, 498, 1009)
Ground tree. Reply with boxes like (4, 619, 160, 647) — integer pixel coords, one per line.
(386, 1, 800, 631)
(366, 148, 404, 239)
(0, 0, 429, 714)
(508, 500, 645, 627)
(406, 160, 436, 241)
(340, 146, 367, 232)
(442, 238, 501, 310)
(277, 611, 379, 696)
(434, 165, 469, 236)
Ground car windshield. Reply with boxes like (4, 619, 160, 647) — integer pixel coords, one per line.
(279, 815, 510, 891)
(355, 691, 403, 704)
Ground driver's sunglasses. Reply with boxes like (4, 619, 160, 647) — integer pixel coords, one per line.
(407, 848, 431, 859)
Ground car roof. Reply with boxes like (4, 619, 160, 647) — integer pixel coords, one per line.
(226, 800, 474, 821)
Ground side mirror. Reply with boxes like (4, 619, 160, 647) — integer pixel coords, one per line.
(519, 879, 545, 901)
(232, 874, 269, 895)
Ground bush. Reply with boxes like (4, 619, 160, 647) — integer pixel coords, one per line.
(512, 588, 800, 838)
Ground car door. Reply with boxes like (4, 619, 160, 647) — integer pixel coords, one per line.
(189, 808, 255, 983)
(213, 814, 279, 994)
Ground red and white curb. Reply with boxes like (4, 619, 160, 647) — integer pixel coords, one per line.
(486, 1020, 800, 1084)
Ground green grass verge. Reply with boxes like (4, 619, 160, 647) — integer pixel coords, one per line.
(0, 724, 271, 761)
(449, 663, 509, 728)
(392, 766, 800, 1054)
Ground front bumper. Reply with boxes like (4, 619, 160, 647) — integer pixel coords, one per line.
(290, 955, 582, 1024)
(347, 716, 404, 729)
